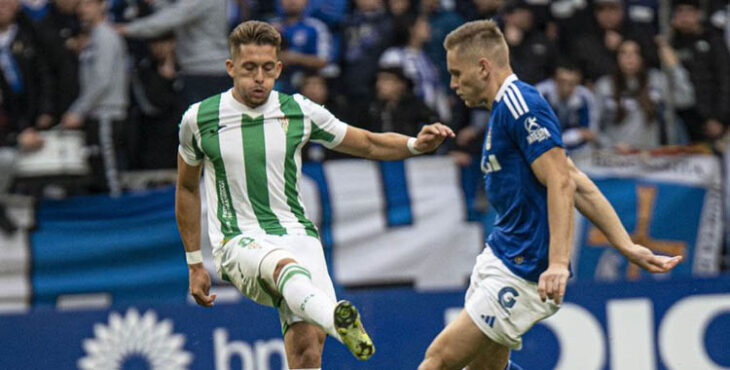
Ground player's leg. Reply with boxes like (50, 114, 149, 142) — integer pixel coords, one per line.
(419, 309, 509, 370)
(272, 235, 374, 361)
(283, 321, 326, 369)
(260, 250, 339, 338)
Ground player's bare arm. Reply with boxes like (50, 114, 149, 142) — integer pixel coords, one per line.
(175, 154, 216, 307)
(531, 147, 576, 304)
(333, 123, 455, 160)
(566, 158, 683, 273)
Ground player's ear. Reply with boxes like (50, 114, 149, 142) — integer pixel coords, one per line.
(477, 57, 491, 79)
(274, 60, 283, 79)
(225, 59, 235, 78)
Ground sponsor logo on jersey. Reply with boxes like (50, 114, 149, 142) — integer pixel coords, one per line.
(498, 286, 519, 310)
(524, 116, 550, 144)
(481, 154, 502, 174)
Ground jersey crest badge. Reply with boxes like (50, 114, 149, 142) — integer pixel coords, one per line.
(524, 116, 550, 144)
(279, 117, 289, 134)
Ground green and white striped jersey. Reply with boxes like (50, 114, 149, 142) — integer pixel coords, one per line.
(178, 89, 347, 250)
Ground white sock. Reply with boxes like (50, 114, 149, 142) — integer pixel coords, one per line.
(277, 263, 338, 339)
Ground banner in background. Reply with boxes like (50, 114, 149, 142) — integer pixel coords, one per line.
(29, 188, 189, 309)
(0, 276, 728, 369)
(571, 151, 724, 281)
(9, 154, 726, 311)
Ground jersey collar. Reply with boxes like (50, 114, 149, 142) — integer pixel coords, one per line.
(494, 74, 519, 103)
(224, 88, 276, 116)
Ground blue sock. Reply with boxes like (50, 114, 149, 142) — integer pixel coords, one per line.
(505, 360, 524, 370)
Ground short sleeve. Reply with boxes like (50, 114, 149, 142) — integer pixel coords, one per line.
(178, 104, 204, 166)
(296, 95, 348, 149)
(504, 101, 564, 164)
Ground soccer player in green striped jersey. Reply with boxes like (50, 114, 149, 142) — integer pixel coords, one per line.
(175, 21, 454, 368)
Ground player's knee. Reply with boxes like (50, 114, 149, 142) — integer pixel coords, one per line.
(258, 249, 298, 288)
(273, 258, 297, 282)
(288, 346, 321, 368)
(287, 335, 323, 367)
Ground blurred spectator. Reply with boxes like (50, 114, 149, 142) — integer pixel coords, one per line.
(20, 0, 48, 20)
(366, 66, 439, 137)
(115, 0, 230, 106)
(625, 0, 659, 34)
(61, 0, 128, 195)
(469, 0, 504, 21)
(570, 0, 657, 84)
(671, 0, 730, 143)
(129, 33, 182, 169)
(299, 72, 353, 123)
(341, 0, 392, 102)
(501, 0, 558, 84)
(270, 0, 334, 94)
(380, 13, 451, 122)
(0, 0, 54, 132)
(594, 39, 694, 152)
(420, 0, 463, 90)
(273, 0, 348, 28)
(298, 72, 356, 161)
(0, 7, 46, 226)
(448, 106, 489, 166)
(707, 0, 729, 50)
(548, 0, 593, 55)
(536, 61, 598, 151)
(387, 0, 414, 20)
(35, 0, 81, 125)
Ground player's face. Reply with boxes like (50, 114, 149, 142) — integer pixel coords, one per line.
(227, 43, 282, 108)
(447, 49, 487, 108)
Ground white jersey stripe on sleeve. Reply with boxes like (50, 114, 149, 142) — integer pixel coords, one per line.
(509, 84, 530, 114)
(503, 93, 520, 119)
(506, 88, 524, 116)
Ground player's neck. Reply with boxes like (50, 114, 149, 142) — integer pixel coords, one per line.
(232, 88, 267, 109)
(484, 68, 514, 110)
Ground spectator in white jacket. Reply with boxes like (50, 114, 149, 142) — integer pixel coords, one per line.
(594, 38, 695, 152)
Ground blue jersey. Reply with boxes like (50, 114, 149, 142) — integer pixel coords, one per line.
(481, 74, 564, 282)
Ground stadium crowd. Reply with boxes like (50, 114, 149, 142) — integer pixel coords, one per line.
(0, 0, 728, 207)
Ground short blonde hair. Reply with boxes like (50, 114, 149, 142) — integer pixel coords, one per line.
(228, 21, 282, 59)
(443, 20, 509, 67)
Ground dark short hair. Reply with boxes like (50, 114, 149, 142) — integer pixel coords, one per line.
(228, 21, 282, 59)
(554, 59, 580, 74)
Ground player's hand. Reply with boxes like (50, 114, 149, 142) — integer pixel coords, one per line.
(414, 123, 455, 153)
(189, 264, 217, 307)
(538, 263, 570, 305)
(623, 244, 682, 273)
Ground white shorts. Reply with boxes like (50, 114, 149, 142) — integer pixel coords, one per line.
(464, 245, 559, 349)
(212, 233, 337, 331)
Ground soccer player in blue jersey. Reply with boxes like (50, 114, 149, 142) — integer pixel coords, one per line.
(418, 20, 683, 370)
